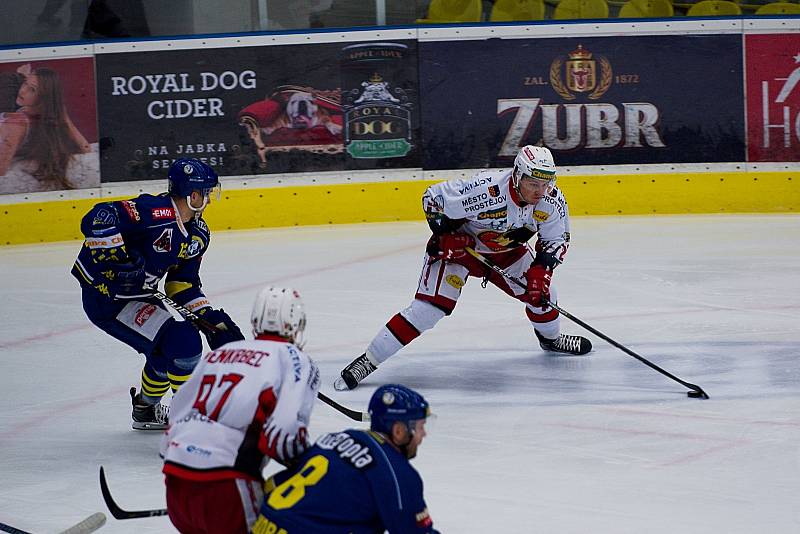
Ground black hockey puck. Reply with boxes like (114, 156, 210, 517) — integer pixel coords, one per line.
(687, 390, 703, 398)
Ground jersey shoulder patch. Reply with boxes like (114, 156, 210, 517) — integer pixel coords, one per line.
(191, 217, 211, 243)
(124, 194, 177, 226)
(118, 200, 141, 223)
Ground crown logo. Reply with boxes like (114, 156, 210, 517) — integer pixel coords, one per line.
(568, 44, 592, 61)
(550, 44, 612, 101)
(369, 73, 384, 83)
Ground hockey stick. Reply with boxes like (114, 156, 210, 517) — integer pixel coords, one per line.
(0, 521, 30, 534)
(149, 290, 218, 332)
(58, 513, 107, 534)
(151, 291, 370, 422)
(464, 247, 710, 399)
(99, 466, 167, 519)
(317, 391, 370, 422)
(0, 513, 106, 534)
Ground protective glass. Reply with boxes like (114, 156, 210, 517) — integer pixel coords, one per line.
(293, 315, 308, 349)
(202, 184, 222, 201)
(411, 410, 437, 435)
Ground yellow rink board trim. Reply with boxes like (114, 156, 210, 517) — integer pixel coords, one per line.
(1, 171, 796, 246)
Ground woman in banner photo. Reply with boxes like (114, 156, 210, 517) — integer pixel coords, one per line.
(0, 63, 97, 194)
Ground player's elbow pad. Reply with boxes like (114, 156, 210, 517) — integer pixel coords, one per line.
(427, 215, 465, 236)
(81, 203, 120, 236)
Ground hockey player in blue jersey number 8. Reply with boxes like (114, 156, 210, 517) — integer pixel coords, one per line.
(336, 145, 591, 390)
(252, 383, 438, 534)
(71, 158, 245, 430)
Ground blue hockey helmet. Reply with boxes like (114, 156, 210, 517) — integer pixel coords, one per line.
(167, 158, 220, 198)
(369, 384, 431, 435)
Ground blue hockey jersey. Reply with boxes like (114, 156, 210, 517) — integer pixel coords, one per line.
(71, 193, 211, 309)
(253, 429, 437, 534)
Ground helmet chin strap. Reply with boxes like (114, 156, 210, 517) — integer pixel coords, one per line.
(186, 193, 209, 218)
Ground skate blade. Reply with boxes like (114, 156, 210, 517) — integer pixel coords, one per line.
(132, 421, 168, 431)
(333, 377, 352, 391)
(541, 349, 592, 357)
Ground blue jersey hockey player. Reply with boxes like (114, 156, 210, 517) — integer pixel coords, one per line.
(71, 158, 244, 430)
(252, 384, 439, 534)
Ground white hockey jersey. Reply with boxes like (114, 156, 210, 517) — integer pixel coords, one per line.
(161, 335, 320, 481)
(423, 169, 571, 263)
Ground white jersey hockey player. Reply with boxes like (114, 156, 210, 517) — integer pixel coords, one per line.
(161, 286, 320, 534)
(336, 145, 592, 391)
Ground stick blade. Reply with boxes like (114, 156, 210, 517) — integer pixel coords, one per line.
(58, 512, 106, 534)
(99, 466, 129, 520)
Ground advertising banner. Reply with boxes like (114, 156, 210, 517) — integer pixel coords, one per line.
(95, 39, 419, 182)
(419, 35, 745, 169)
(0, 56, 98, 194)
(745, 34, 800, 162)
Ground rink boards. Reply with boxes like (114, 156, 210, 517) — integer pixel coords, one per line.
(0, 162, 796, 245)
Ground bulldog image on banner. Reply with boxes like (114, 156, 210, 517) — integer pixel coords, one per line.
(238, 85, 343, 170)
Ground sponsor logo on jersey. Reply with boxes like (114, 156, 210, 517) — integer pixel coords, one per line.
(458, 176, 493, 195)
(477, 208, 507, 220)
(151, 207, 175, 220)
(184, 297, 210, 312)
(288, 346, 303, 382)
(85, 235, 124, 249)
(543, 194, 566, 218)
(153, 228, 173, 253)
(462, 192, 507, 214)
(135, 304, 157, 326)
(415, 508, 433, 528)
(121, 201, 140, 222)
(316, 432, 374, 469)
(488, 185, 501, 197)
(446, 274, 464, 289)
(308, 362, 321, 390)
(186, 444, 212, 456)
(533, 210, 549, 222)
(176, 412, 214, 425)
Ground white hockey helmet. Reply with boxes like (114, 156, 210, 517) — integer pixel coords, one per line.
(512, 145, 557, 194)
(251, 286, 307, 348)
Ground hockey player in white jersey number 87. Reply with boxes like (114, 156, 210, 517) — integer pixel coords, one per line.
(336, 145, 591, 391)
(161, 286, 321, 534)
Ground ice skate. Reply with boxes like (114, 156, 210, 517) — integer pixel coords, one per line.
(130, 387, 169, 430)
(334, 353, 377, 391)
(535, 330, 592, 356)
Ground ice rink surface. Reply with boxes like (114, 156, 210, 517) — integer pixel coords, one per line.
(1, 214, 799, 534)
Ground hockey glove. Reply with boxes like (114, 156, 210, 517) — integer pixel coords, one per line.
(433, 232, 475, 261)
(198, 308, 245, 349)
(109, 253, 147, 298)
(523, 264, 552, 308)
(262, 417, 309, 465)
